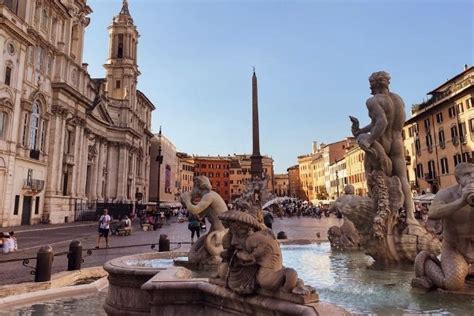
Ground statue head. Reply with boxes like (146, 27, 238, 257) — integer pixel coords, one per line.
(454, 162, 474, 187)
(369, 71, 391, 95)
(344, 184, 355, 195)
(192, 176, 212, 197)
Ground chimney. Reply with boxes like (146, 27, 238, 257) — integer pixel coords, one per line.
(464, 64, 468, 71)
(312, 141, 318, 153)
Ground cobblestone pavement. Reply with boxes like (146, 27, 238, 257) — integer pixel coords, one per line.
(0, 216, 342, 285)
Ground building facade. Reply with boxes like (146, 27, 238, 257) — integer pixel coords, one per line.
(176, 152, 194, 194)
(404, 65, 473, 194)
(274, 173, 289, 197)
(345, 145, 368, 196)
(328, 158, 347, 199)
(287, 165, 302, 199)
(149, 133, 179, 205)
(193, 156, 230, 203)
(0, 1, 154, 227)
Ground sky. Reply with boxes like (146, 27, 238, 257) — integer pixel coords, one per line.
(83, 0, 473, 173)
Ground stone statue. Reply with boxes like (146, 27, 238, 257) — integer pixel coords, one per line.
(327, 185, 363, 250)
(346, 72, 441, 264)
(180, 176, 228, 265)
(412, 162, 474, 291)
(216, 210, 315, 297)
(350, 71, 415, 220)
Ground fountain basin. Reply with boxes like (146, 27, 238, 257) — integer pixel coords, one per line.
(103, 251, 187, 316)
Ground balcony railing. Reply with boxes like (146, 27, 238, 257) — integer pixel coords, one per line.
(23, 179, 45, 193)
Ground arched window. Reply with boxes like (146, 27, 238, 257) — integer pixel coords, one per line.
(29, 102, 40, 150)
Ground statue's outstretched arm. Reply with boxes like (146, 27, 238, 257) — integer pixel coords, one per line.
(428, 189, 466, 220)
(186, 194, 213, 215)
(366, 98, 387, 145)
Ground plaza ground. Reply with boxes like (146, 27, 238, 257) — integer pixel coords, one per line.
(0, 216, 342, 286)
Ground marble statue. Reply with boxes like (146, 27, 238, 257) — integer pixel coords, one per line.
(412, 162, 474, 291)
(328, 185, 363, 250)
(346, 71, 441, 264)
(180, 176, 228, 265)
(216, 210, 315, 297)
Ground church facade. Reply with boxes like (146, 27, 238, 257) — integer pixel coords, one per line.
(0, 0, 154, 227)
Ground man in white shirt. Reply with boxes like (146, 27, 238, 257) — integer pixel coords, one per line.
(96, 209, 111, 248)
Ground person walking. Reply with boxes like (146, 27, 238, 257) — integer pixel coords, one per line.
(96, 209, 111, 248)
(188, 214, 201, 244)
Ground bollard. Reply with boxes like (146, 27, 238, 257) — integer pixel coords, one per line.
(67, 240, 83, 271)
(277, 231, 287, 240)
(35, 245, 54, 282)
(158, 234, 170, 252)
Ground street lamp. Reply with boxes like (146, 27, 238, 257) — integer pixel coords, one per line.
(156, 127, 163, 212)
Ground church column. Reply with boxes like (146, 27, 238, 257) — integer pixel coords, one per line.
(95, 139, 104, 200)
(70, 123, 81, 196)
(90, 139, 99, 201)
(47, 107, 63, 195)
(116, 143, 127, 201)
(105, 142, 113, 201)
(55, 113, 67, 193)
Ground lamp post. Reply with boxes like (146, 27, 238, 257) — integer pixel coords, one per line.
(156, 127, 163, 212)
(336, 170, 340, 198)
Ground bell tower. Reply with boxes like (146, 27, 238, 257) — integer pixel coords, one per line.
(104, 0, 140, 101)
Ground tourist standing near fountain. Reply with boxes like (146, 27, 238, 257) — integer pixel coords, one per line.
(413, 162, 474, 291)
(344, 71, 441, 265)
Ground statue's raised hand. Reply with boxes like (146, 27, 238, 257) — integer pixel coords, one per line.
(349, 116, 360, 136)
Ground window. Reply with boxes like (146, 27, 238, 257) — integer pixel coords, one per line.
(35, 196, 40, 214)
(436, 112, 443, 123)
(115, 80, 121, 89)
(440, 158, 449, 175)
(117, 34, 124, 58)
(5, 66, 12, 86)
(426, 134, 433, 152)
(424, 119, 430, 132)
(428, 160, 436, 177)
(0, 112, 6, 139)
(29, 102, 40, 150)
(451, 125, 459, 144)
(416, 164, 423, 179)
(21, 112, 28, 146)
(459, 122, 467, 142)
(457, 103, 464, 114)
(467, 98, 473, 109)
(438, 129, 445, 147)
(453, 154, 462, 166)
(40, 121, 47, 151)
(448, 106, 456, 118)
(462, 152, 471, 163)
(13, 195, 20, 215)
(415, 138, 421, 155)
(470, 119, 474, 133)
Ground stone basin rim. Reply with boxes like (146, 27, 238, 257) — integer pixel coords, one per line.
(103, 251, 188, 275)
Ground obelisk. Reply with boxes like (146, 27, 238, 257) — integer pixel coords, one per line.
(250, 68, 263, 179)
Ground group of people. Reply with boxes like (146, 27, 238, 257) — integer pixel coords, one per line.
(0, 231, 17, 254)
(267, 199, 339, 219)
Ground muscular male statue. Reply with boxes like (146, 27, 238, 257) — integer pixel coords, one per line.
(180, 176, 228, 264)
(351, 71, 416, 219)
(412, 162, 474, 291)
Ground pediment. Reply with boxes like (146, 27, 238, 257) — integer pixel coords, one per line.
(89, 100, 114, 125)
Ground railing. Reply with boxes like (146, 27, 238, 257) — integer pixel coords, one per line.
(23, 179, 45, 192)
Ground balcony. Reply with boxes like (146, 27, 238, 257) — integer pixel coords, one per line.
(23, 179, 45, 193)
